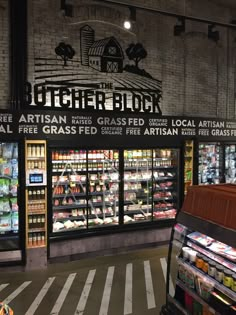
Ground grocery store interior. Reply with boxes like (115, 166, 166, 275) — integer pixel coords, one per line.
(0, 0, 236, 314)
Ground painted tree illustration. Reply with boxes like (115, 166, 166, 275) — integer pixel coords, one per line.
(55, 42, 75, 66)
(126, 43, 147, 68)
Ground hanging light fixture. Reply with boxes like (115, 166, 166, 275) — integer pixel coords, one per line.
(60, 0, 73, 17)
(208, 24, 219, 42)
(174, 17, 185, 36)
(123, 6, 136, 30)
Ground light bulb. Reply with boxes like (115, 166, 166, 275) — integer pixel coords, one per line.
(124, 20, 131, 30)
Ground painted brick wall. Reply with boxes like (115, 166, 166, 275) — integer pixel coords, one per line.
(0, 0, 9, 108)
(1, 0, 236, 119)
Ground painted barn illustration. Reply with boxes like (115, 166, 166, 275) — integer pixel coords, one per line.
(80, 25, 124, 73)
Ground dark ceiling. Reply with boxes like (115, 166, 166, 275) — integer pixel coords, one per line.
(211, 0, 236, 9)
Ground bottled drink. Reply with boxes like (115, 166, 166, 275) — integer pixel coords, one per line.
(32, 145, 36, 157)
(32, 189, 37, 200)
(28, 233, 33, 246)
(27, 145, 32, 157)
(28, 189, 32, 200)
(36, 145, 40, 157)
(41, 189, 45, 200)
(40, 145, 45, 157)
(41, 233, 45, 245)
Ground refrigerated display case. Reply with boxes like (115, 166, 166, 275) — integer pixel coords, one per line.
(161, 184, 236, 315)
(0, 142, 20, 252)
(184, 140, 194, 194)
(198, 143, 222, 185)
(51, 148, 179, 235)
(225, 144, 236, 184)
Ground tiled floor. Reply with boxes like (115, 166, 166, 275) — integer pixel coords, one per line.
(0, 246, 169, 315)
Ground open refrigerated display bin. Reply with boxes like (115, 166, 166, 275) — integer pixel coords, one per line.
(161, 184, 236, 315)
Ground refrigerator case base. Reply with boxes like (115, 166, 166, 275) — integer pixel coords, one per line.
(0, 250, 21, 263)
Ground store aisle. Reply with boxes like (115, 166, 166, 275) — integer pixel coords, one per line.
(0, 246, 170, 315)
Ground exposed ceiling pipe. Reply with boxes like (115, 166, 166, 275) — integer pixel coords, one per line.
(93, 0, 236, 29)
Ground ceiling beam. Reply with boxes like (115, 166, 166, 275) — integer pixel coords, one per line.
(93, 0, 236, 29)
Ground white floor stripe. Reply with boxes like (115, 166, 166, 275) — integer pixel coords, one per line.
(99, 266, 115, 315)
(74, 269, 96, 315)
(25, 277, 55, 315)
(50, 273, 77, 315)
(124, 263, 132, 315)
(0, 283, 9, 292)
(144, 260, 156, 309)
(3, 281, 31, 305)
(160, 257, 175, 297)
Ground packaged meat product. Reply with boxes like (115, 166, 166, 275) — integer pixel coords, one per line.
(64, 220, 74, 229)
(0, 214, 11, 231)
(53, 221, 64, 231)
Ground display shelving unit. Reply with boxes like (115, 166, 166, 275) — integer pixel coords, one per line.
(161, 184, 236, 315)
(25, 140, 47, 269)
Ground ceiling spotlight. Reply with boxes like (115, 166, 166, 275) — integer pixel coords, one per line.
(60, 0, 73, 17)
(208, 24, 219, 42)
(123, 6, 136, 30)
(124, 20, 132, 30)
(174, 17, 185, 36)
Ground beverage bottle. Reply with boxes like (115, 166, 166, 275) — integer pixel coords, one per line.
(114, 151, 119, 160)
(32, 189, 37, 200)
(28, 233, 32, 247)
(33, 215, 37, 226)
(37, 233, 41, 246)
(29, 215, 32, 227)
(37, 189, 41, 200)
(40, 189, 45, 199)
(32, 145, 36, 157)
(28, 189, 32, 200)
(27, 145, 32, 157)
(41, 233, 45, 245)
(36, 145, 40, 157)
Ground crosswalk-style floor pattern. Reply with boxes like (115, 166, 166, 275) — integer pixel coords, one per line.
(0, 257, 173, 315)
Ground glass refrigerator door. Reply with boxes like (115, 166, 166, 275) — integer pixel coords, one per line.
(123, 149, 178, 224)
(123, 149, 152, 224)
(52, 149, 87, 232)
(198, 143, 220, 185)
(87, 149, 119, 228)
(52, 149, 119, 233)
(184, 140, 194, 195)
(225, 144, 236, 183)
(0, 142, 19, 250)
(153, 149, 178, 221)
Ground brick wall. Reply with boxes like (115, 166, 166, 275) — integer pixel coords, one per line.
(0, 0, 9, 108)
(1, 0, 236, 118)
